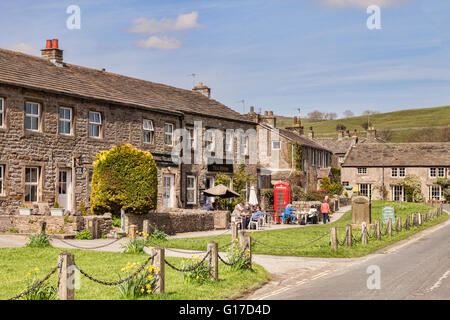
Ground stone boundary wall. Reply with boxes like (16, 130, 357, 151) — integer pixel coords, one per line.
(124, 210, 230, 235)
(0, 215, 84, 234)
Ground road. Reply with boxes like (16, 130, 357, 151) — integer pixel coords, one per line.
(248, 214, 450, 300)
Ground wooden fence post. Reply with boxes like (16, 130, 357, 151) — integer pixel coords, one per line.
(346, 224, 352, 248)
(231, 222, 238, 245)
(152, 247, 165, 294)
(207, 241, 218, 281)
(387, 218, 392, 237)
(330, 227, 338, 251)
(361, 223, 368, 245)
(58, 252, 75, 300)
(375, 220, 381, 240)
(143, 219, 150, 236)
(396, 216, 402, 232)
(239, 230, 252, 268)
(405, 215, 410, 230)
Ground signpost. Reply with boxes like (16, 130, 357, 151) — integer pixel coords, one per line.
(382, 206, 395, 225)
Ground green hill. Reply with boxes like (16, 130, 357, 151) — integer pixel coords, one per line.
(276, 105, 450, 142)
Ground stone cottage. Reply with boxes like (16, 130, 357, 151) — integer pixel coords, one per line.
(341, 142, 450, 201)
(0, 39, 257, 216)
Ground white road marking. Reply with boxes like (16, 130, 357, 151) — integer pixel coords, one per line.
(427, 269, 450, 292)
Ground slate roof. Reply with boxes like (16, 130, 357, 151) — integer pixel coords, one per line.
(342, 143, 450, 167)
(0, 48, 252, 123)
(314, 138, 355, 154)
(276, 128, 332, 152)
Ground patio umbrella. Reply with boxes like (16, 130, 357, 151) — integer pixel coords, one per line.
(248, 186, 258, 206)
(203, 184, 240, 198)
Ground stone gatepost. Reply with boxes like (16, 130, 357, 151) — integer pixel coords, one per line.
(86, 217, 99, 239)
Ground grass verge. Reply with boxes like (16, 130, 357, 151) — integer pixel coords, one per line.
(0, 247, 270, 300)
(150, 201, 447, 258)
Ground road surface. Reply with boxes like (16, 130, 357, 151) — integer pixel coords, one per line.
(248, 215, 450, 300)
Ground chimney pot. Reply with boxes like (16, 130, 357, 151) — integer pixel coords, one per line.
(250, 106, 255, 113)
(46, 40, 52, 49)
(52, 39, 59, 49)
(269, 111, 273, 116)
(41, 39, 63, 66)
(264, 111, 268, 116)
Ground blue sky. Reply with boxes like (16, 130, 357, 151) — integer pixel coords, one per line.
(1, 0, 450, 117)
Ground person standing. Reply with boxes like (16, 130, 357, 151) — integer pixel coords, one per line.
(320, 199, 330, 224)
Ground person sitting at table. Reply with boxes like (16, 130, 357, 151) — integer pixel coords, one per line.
(203, 199, 214, 211)
(240, 203, 252, 229)
(282, 204, 297, 224)
(251, 206, 264, 222)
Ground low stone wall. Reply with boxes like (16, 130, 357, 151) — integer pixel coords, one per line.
(0, 215, 83, 234)
(292, 201, 321, 211)
(124, 210, 230, 235)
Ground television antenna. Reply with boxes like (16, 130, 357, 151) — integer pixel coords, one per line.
(187, 73, 197, 88)
(236, 99, 245, 114)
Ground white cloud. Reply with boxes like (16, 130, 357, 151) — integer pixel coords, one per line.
(9, 43, 39, 55)
(136, 36, 182, 50)
(129, 11, 202, 34)
(319, 0, 410, 8)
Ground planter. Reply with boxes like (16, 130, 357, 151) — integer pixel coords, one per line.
(18, 208, 33, 216)
(50, 208, 65, 216)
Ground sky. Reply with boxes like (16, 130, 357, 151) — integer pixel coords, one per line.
(1, 0, 450, 117)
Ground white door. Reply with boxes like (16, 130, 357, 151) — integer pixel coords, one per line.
(163, 174, 175, 208)
(58, 169, 72, 211)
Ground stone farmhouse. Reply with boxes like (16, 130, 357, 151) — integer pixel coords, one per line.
(0, 39, 257, 215)
(245, 109, 333, 191)
(341, 142, 450, 202)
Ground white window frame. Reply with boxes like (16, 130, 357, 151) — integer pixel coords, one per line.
(89, 111, 102, 138)
(437, 167, 445, 178)
(164, 123, 174, 146)
(399, 167, 405, 177)
(429, 167, 436, 178)
(187, 128, 195, 150)
(186, 175, 196, 205)
(25, 102, 40, 132)
(357, 167, 367, 175)
(25, 167, 39, 203)
(0, 165, 4, 195)
(143, 119, 154, 144)
(58, 107, 72, 135)
(429, 185, 442, 201)
(391, 167, 398, 177)
(0, 97, 4, 128)
(358, 183, 372, 198)
(392, 185, 405, 201)
(272, 140, 281, 151)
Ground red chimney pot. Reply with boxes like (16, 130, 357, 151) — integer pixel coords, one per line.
(46, 40, 52, 49)
(52, 39, 59, 49)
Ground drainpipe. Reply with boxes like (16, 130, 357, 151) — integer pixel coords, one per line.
(178, 114, 184, 208)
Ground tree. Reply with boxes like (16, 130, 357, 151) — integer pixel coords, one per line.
(343, 110, 354, 118)
(362, 110, 379, 116)
(336, 123, 346, 131)
(324, 112, 338, 120)
(377, 129, 393, 141)
(90, 144, 158, 215)
(394, 174, 424, 203)
(307, 110, 325, 122)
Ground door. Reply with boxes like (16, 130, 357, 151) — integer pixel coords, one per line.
(163, 174, 175, 208)
(58, 169, 72, 211)
(205, 177, 215, 203)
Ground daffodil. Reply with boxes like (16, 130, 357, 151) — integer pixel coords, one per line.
(25, 272, 31, 277)
(34, 268, 39, 272)
(147, 275, 153, 280)
(146, 284, 151, 289)
(140, 288, 145, 293)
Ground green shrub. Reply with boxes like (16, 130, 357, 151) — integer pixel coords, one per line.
(64, 216, 73, 223)
(260, 188, 274, 206)
(121, 233, 149, 254)
(91, 144, 158, 216)
(25, 232, 52, 248)
(226, 241, 252, 271)
(112, 217, 121, 228)
(75, 229, 93, 240)
(291, 186, 306, 201)
(306, 190, 325, 202)
(150, 229, 167, 242)
(181, 255, 211, 284)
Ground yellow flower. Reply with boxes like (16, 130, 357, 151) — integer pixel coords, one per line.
(34, 268, 39, 272)
(146, 284, 151, 289)
(156, 267, 160, 273)
(147, 275, 153, 280)
(25, 272, 31, 277)
(147, 290, 151, 294)
(140, 288, 145, 293)
(196, 275, 200, 280)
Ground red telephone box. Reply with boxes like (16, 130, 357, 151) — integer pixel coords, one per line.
(273, 182, 291, 223)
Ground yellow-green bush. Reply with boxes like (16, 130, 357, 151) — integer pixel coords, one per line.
(90, 144, 158, 215)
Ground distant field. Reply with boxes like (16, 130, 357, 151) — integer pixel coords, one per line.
(276, 105, 450, 142)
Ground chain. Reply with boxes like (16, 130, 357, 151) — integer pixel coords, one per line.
(337, 228, 348, 246)
(8, 261, 61, 301)
(55, 237, 123, 250)
(164, 251, 211, 272)
(75, 252, 156, 286)
(250, 232, 329, 250)
(217, 250, 247, 266)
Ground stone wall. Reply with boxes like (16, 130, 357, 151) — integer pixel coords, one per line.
(0, 215, 83, 234)
(124, 210, 230, 235)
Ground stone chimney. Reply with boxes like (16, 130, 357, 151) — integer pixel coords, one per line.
(337, 130, 344, 141)
(345, 129, 350, 138)
(366, 126, 377, 141)
(261, 110, 276, 128)
(308, 127, 314, 139)
(41, 39, 63, 67)
(192, 82, 211, 98)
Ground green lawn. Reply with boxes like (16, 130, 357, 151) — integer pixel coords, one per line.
(0, 247, 270, 300)
(152, 201, 448, 258)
